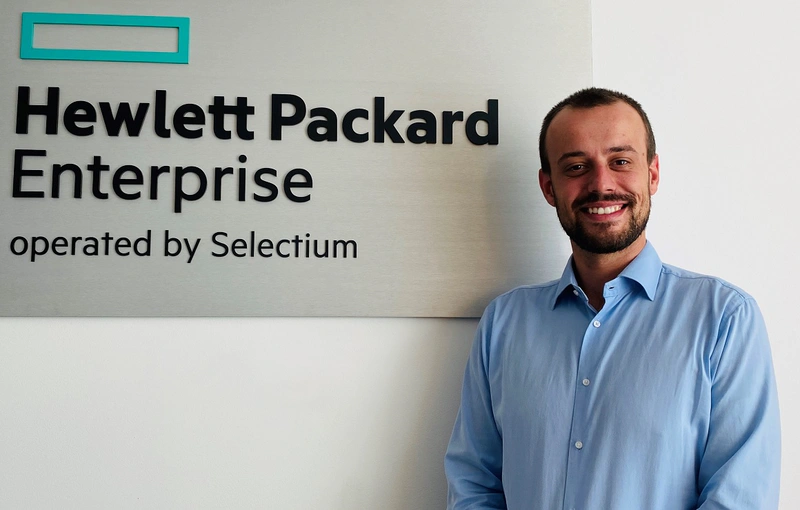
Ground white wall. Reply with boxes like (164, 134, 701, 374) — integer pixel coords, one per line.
(0, 318, 476, 509)
(592, 0, 799, 507)
(2, 1, 797, 509)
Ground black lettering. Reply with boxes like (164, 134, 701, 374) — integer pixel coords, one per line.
(133, 231, 151, 256)
(307, 107, 338, 141)
(209, 96, 232, 140)
(238, 166, 246, 201)
(208, 96, 255, 140)
(465, 99, 499, 145)
(253, 168, 279, 202)
(149, 166, 171, 199)
(70, 237, 82, 255)
(234, 97, 255, 140)
(342, 108, 368, 143)
(374, 97, 404, 143)
(87, 155, 110, 199)
(284, 169, 313, 203)
(83, 237, 99, 256)
(174, 104, 205, 138)
(10, 237, 28, 256)
(31, 236, 49, 261)
(333, 240, 358, 258)
(442, 111, 464, 144)
(313, 239, 329, 258)
(407, 110, 437, 144)
(174, 166, 208, 213)
(99, 101, 149, 136)
(257, 238, 273, 257)
(112, 165, 144, 200)
(276, 239, 290, 258)
(16, 86, 59, 134)
(101, 232, 113, 256)
(291, 234, 302, 257)
(154, 90, 171, 138)
(52, 163, 83, 198)
(63, 101, 96, 136)
(52, 237, 68, 256)
(271, 94, 306, 140)
(164, 230, 181, 257)
(211, 232, 229, 257)
(231, 238, 247, 257)
(213, 167, 234, 200)
(183, 238, 199, 264)
(115, 237, 131, 256)
(13, 149, 46, 198)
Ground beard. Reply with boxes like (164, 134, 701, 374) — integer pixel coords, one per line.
(554, 191, 650, 254)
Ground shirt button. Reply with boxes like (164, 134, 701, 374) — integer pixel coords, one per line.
(592, 320, 601, 328)
(575, 441, 583, 450)
(573, 289, 579, 296)
(582, 378, 590, 386)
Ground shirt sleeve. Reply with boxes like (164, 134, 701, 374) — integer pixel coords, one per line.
(696, 296, 781, 509)
(444, 304, 507, 510)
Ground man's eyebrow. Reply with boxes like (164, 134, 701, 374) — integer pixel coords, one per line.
(556, 145, 639, 164)
(557, 151, 586, 164)
(607, 145, 637, 154)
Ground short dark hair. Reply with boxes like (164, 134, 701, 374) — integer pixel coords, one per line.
(538, 87, 656, 174)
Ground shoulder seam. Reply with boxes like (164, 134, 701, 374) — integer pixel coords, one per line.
(492, 280, 560, 302)
(659, 266, 751, 304)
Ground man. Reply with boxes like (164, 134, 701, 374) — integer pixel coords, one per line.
(444, 88, 780, 509)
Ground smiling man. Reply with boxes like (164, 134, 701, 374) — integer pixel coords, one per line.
(444, 88, 780, 509)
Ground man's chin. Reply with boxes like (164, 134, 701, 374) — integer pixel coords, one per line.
(575, 242, 631, 254)
(567, 225, 644, 254)
(557, 206, 649, 254)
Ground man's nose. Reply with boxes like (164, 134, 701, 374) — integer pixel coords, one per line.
(588, 164, 616, 193)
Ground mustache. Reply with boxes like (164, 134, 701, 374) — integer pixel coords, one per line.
(573, 192, 636, 209)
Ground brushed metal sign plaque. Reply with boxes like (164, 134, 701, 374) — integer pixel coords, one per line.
(1, 0, 588, 317)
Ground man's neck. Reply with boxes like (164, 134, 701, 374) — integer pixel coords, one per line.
(571, 235, 647, 311)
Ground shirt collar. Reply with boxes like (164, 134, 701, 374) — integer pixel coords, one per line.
(552, 241, 662, 309)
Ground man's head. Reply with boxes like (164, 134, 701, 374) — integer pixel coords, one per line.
(539, 88, 656, 175)
(538, 88, 660, 255)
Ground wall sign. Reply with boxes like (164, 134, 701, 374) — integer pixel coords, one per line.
(1, 1, 590, 317)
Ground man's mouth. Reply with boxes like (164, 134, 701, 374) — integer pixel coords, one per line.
(585, 204, 624, 215)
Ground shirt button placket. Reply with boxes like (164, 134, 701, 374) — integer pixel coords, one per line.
(565, 312, 601, 510)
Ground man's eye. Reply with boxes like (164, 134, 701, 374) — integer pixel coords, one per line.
(613, 159, 630, 166)
(566, 164, 585, 172)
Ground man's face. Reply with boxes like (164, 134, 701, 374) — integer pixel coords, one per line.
(539, 101, 660, 254)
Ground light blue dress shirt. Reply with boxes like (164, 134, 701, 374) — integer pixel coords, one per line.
(445, 242, 780, 510)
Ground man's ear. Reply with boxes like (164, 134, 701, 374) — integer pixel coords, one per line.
(539, 169, 557, 207)
(649, 154, 660, 195)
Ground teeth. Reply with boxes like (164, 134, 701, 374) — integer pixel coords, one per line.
(587, 205, 623, 215)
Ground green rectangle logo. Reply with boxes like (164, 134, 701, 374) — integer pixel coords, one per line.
(20, 12, 190, 64)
